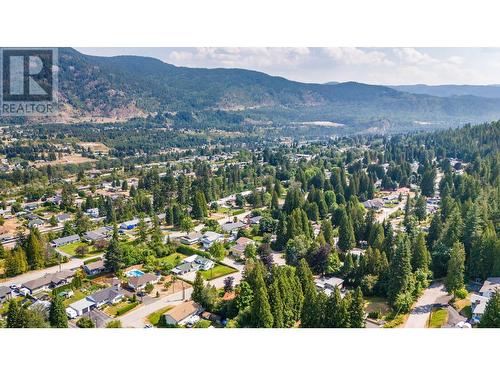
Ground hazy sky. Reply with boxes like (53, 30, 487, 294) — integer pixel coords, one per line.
(77, 47, 500, 85)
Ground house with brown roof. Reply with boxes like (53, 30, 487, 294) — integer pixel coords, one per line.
(127, 273, 160, 291)
(162, 301, 203, 326)
(230, 237, 255, 258)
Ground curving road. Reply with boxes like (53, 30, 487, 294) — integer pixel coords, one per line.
(404, 281, 451, 328)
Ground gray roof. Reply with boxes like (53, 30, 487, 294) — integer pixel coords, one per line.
(22, 269, 75, 291)
(0, 286, 11, 298)
(51, 234, 80, 247)
(173, 263, 193, 273)
(84, 227, 112, 241)
(84, 259, 105, 272)
(221, 221, 246, 232)
(479, 277, 500, 295)
(56, 213, 71, 221)
(88, 286, 124, 304)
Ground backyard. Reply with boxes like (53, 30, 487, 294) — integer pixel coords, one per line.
(104, 300, 139, 317)
(158, 252, 187, 268)
(200, 264, 237, 280)
(58, 241, 99, 258)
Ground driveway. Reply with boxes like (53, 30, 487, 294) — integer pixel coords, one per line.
(404, 281, 451, 328)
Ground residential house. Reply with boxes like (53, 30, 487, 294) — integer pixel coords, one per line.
(0, 286, 12, 304)
(471, 294, 491, 323)
(221, 221, 247, 234)
(87, 285, 125, 308)
(179, 231, 202, 246)
(56, 213, 72, 223)
(201, 231, 224, 250)
(247, 216, 262, 225)
(127, 273, 160, 291)
(22, 270, 75, 295)
(172, 255, 215, 274)
(363, 198, 384, 210)
(86, 208, 100, 218)
(50, 234, 80, 248)
(479, 277, 500, 298)
(162, 301, 203, 326)
(83, 259, 106, 276)
(230, 237, 255, 258)
(315, 276, 344, 296)
(83, 226, 112, 242)
(28, 218, 44, 228)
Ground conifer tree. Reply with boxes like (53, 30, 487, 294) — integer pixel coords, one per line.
(387, 234, 413, 307)
(478, 292, 500, 328)
(412, 232, 431, 272)
(445, 242, 466, 295)
(349, 287, 365, 328)
(338, 207, 355, 251)
(49, 295, 68, 328)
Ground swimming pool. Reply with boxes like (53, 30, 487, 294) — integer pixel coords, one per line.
(126, 269, 145, 278)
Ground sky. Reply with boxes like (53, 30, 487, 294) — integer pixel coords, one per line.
(77, 47, 500, 85)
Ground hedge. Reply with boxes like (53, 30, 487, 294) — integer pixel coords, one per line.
(116, 301, 139, 316)
(176, 245, 208, 257)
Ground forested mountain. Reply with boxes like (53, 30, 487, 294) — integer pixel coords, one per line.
(389, 84, 500, 98)
(19, 48, 500, 132)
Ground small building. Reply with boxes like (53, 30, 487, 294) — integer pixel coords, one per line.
(83, 259, 106, 276)
(201, 231, 224, 250)
(230, 237, 255, 258)
(315, 276, 345, 296)
(363, 198, 384, 210)
(50, 234, 80, 248)
(127, 273, 160, 291)
(120, 219, 139, 230)
(162, 301, 203, 326)
(67, 298, 95, 317)
(172, 262, 193, 275)
(179, 232, 202, 246)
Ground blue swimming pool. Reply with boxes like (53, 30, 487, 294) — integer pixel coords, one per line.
(126, 269, 145, 278)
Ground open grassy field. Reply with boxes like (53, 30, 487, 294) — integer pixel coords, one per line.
(158, 252, 187, 268)
(428, 307, 448, 328)
(365, 296, 391, 319)
(200, 264, 237, 280)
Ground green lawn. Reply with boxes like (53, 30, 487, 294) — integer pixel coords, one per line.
(158, 253, 187, 268)
(200, 264, 237, 280)
(62, 290, 87, 307)
(58, 241, 98, 258)
(147, 305, 173, 326)
(428, 307, 448, 328)
(104, 301, 138, 317)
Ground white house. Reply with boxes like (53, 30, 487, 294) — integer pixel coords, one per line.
(200, 231, 224, 249)
(479, 277, 500, 298)
(179, 232, 202, 245)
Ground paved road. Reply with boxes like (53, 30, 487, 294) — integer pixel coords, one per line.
(0, 257, 85, 288)
(404, 281, 451, 328)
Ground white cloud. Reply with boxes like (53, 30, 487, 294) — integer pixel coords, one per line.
(322, 47, 393, 66)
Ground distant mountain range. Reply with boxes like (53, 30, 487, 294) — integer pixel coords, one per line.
(19, 48, 500, 132)
(388, 84, 500, 98)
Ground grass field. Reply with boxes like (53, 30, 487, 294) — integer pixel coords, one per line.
(453, 295, 472, 318)
(428, 307, 448, 328)
(58, 241, 98, 258)
(147, 306, 173, 326)
(158, 253, 187, 268)
(200, 264, 237, 280)
(104, 301, 138, 317)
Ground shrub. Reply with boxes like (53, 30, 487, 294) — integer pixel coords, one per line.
(368, 310, 382, 319)
(106, 320, 122, 328)
(76, 316, 95, 328)
(454, 288, 468, 300)
(116, 302, 139, 316)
